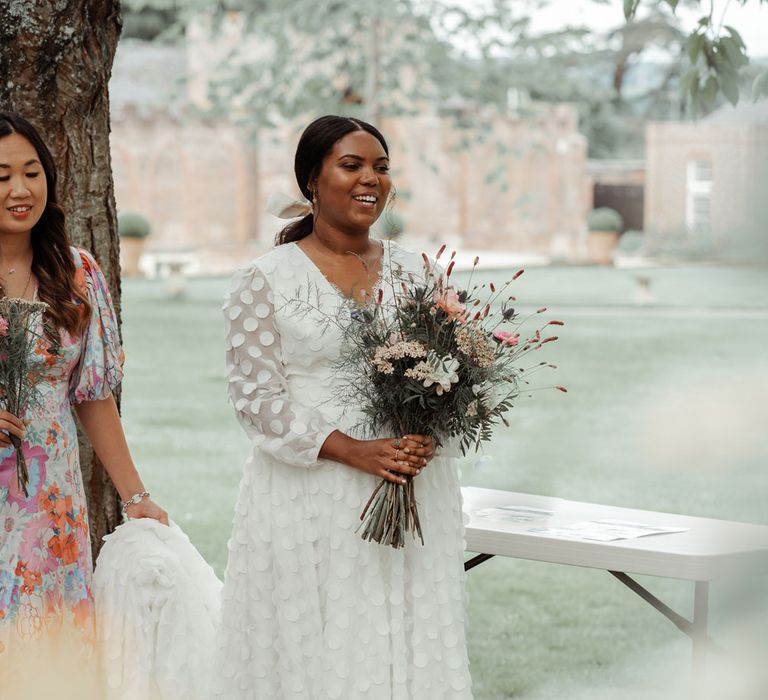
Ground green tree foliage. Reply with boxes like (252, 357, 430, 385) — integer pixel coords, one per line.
(443, 4, 691, 156)
(625, 0, 768, 112)
(121, 0, 185, 40)
(121, 0, 765, 158)
(158, 1, 693, 157)
(186, 0, 463, 127)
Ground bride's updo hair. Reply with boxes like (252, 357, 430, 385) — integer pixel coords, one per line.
(275, 115, 389, 245)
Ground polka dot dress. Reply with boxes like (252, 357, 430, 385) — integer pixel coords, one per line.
(212, 241, 472, 699)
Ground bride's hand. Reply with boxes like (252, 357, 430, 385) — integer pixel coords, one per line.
(346, 434, 435, 484)
(0, 410, 25, 448)
(400, 434, 436, 464)
(125, 497, 170, 526)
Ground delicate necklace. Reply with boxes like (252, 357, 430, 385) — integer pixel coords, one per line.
(3, 259, 28, 276)
(347, 240, 383, 279)
(0, 267, 33, 299)
(1, 253, 32, 283)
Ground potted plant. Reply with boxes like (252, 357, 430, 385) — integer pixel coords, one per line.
(117, 210, 151, 277)
(586, 207, 623, 265)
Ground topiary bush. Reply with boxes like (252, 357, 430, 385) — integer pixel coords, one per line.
(587, 207, 623, 233)
(117, 210, 152, 239)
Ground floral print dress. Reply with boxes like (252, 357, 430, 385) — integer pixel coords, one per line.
(0, 247, 123, 661)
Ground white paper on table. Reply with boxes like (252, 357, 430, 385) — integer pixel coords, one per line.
(474, 506, 555, 523)
(527, 519, 689, 542)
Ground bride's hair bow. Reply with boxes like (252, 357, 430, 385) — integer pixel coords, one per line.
(266, 192, 313, 219)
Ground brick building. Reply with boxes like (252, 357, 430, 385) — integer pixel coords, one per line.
(645, 101, 768, 258)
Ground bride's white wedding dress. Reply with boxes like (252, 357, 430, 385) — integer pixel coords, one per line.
(92, 240, 472, 700)
(212, 241, 472, 699)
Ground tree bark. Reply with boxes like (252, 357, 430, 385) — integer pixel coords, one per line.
(0, 1, 123, 558)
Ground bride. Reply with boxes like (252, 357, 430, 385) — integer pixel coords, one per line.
(212, 115, 473, 699)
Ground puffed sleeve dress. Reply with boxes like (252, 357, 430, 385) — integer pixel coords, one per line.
(0, 247, 123, 667)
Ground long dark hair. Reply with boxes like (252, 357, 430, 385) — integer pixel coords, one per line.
(276, 115, 389, 245)
(0, 112, 91, 339)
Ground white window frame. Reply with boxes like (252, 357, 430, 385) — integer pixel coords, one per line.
(685, 159, 713, 234)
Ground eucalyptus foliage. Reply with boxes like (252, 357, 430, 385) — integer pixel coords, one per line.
(0, 299, 50, 496)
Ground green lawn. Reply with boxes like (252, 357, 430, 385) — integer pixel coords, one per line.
(119, 262, 768, 699)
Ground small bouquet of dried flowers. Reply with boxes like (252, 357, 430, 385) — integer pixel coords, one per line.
(0, 298, 50, 496)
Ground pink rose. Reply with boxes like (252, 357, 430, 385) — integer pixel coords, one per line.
(0, 316, 8, 337)
(493, 329, 519, 347)
(433, 289, 465, 319)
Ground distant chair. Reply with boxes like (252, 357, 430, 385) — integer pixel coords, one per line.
(633, 275, 653, 306)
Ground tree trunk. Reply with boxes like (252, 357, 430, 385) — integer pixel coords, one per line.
(0, 1, 123, 558)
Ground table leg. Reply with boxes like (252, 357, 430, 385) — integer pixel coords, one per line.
(692, 581, 709, 699)
(464, 553, 495, 571)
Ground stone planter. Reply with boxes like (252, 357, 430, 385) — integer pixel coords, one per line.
(120, 237, 145, 277)
(587, 230, 620, 265)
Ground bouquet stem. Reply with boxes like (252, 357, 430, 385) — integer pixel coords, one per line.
(358, 476, 423, 549)
(9, 434, 29, 497)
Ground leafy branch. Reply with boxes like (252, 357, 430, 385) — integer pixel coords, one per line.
(625, 0, 768, 112)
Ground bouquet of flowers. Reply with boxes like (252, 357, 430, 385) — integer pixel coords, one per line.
(0, 298, 50, 496)
(334, 247, 565, 548)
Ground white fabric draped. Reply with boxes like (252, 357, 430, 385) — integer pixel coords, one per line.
(92, 519, 222, 700)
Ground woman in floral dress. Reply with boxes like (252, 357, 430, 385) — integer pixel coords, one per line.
(0, 112, 167, 694)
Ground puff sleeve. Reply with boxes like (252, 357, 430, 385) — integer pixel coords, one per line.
(224, 263, 336, 468)
(68, 248, 125, 404)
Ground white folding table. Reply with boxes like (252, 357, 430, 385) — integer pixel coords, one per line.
(461, 487, 768, 676)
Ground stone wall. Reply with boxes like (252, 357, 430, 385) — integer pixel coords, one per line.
(111, 103, 588, 273)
